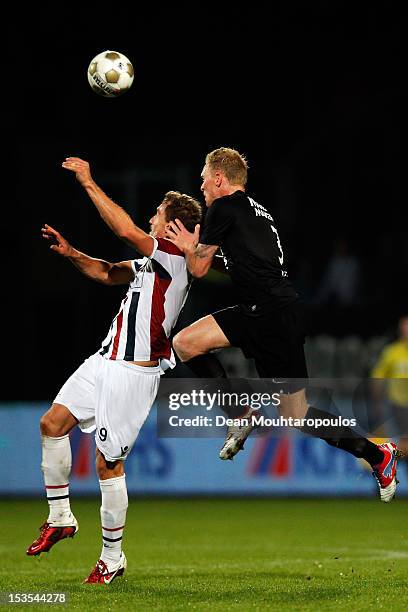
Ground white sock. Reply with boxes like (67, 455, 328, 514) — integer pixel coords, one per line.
(99, 475, 128, 570)
(41, 434, 73, 525)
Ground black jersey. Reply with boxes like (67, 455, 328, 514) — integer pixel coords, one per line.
(200, 190, 298, 308)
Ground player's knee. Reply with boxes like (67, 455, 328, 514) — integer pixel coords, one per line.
(172, 330, 187, 356)
(173, 329, 195, 361)
(40, 412, 65, 437)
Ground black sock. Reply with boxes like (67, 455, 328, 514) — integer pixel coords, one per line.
(184, 354, 254, 419)
(300, 406, 384, 466)
(184, 354, 227, 378)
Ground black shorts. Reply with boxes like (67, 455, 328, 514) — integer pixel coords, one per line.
(212, 301, 308, 381)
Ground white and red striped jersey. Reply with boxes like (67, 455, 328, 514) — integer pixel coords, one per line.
(99, 237, 189, 367)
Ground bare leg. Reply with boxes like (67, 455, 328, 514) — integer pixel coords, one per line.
(173, 315, 230, 362)
(40, 403, 78, 437)
(95, 448, 125, 480)
(278, 388, 309, 420)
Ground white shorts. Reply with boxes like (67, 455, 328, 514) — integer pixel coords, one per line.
(54, 353, 161, 462)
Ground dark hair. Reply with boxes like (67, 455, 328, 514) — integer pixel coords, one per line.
(163, 191, 202, 232)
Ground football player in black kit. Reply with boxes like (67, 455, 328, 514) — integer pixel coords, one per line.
(165, 147, 401, 502)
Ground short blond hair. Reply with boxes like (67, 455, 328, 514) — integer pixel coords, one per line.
(205, 147, 248, 186)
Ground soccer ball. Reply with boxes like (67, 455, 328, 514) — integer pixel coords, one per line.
(87, 50, 134, 97)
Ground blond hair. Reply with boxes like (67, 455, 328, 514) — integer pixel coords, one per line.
(205, 147, 248, 186)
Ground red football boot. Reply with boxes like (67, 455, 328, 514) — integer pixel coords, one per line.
(83, 552, 127, 585)
(372, 442, 403, 502)
(26, 517, 78, 556)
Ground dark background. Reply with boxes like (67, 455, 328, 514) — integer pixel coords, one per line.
(5, 2, 408, 399)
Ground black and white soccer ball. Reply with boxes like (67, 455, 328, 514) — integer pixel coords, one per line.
(87, 50, 134, 97)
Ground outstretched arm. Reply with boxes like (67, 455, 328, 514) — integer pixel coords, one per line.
(165, 219, 218, 278)
(62, 157, 154, 257)
(41, 224, 134, 286)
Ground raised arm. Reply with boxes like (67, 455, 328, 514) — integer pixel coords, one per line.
(62, 157, 154, 257)
(41, 224, 134, 286)
(164, 220, 218, 278)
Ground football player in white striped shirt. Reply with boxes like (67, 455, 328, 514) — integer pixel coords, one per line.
(26, 158, 201, 584)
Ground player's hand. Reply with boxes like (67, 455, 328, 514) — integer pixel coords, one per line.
(165, 220, 200, 254)
(62, 157, 93, 187)
(41, 224, 73, 257)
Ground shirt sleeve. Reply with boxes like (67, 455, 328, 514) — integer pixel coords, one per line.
(150, 237, 186, 277)
(200, 198, 235, 247)
(131, 258, 146, 276)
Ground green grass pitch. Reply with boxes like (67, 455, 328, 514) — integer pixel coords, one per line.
(1, 498, 408, 610)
